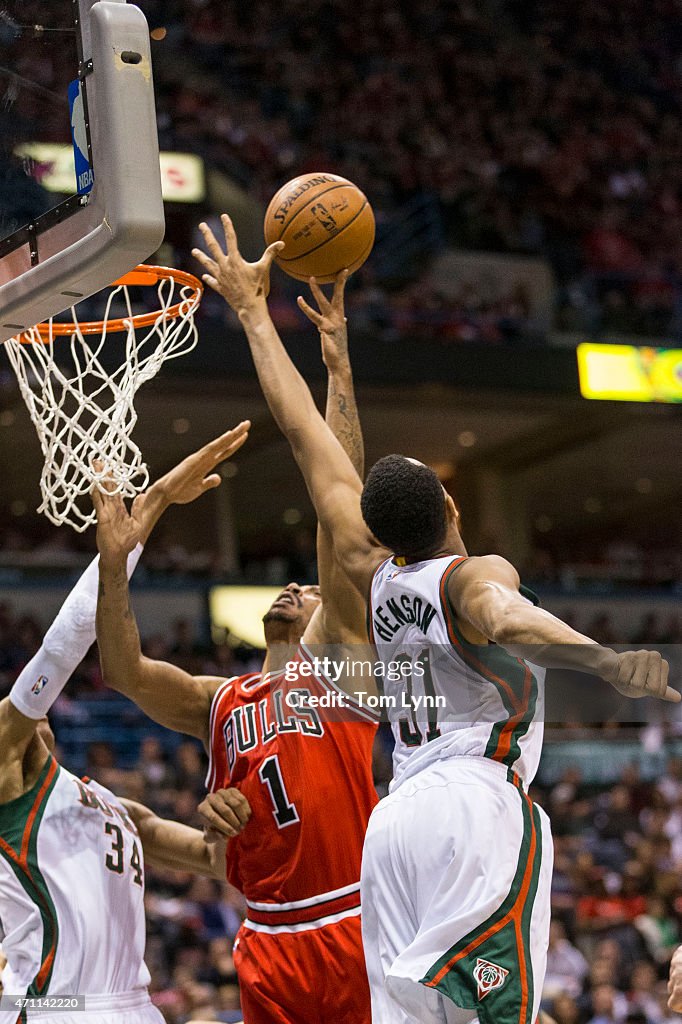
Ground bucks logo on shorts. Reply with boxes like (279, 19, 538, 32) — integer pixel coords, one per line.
(473, 958, 509, 1000)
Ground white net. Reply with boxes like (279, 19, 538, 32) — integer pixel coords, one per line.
(4, 268, 202, 532)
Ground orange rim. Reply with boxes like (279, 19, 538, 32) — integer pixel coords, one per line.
(19, 265, 203, 343)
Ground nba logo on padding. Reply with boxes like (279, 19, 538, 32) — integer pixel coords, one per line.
(32, 675, 49, 696)
(473, 958, 509, 1000)
(68, 79, 94, 195)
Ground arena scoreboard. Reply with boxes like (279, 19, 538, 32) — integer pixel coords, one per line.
(209, 586, 282, 648)
(577, 343, 682, 403)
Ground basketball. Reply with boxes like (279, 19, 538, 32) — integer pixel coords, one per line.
(264, 173, 375, 283)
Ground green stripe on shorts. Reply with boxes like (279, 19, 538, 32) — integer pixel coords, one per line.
(421, 789, 543, 1024)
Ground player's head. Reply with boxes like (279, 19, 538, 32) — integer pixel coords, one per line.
(35, 716, 56, 752)
(361, 455, 459, 560)
(262, 582, 322, 642)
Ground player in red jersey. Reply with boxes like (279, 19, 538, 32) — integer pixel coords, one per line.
(93, 286, 378, 1023)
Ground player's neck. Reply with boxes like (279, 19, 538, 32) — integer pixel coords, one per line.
(22, 736, 52, 792)
(443, 524, 467, 557)
(403, 532, 467, 565)
(262, 638, 301, 678)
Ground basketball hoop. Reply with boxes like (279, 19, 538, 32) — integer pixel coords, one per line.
(4, 265, 203, 532)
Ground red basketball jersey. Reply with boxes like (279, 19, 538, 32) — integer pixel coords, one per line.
(206, 644, 379, 930)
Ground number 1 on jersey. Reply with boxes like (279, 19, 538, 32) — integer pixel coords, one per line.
(259, 755, 299, 829)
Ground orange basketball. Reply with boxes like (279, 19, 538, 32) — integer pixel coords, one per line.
(264, 173, 375, 283)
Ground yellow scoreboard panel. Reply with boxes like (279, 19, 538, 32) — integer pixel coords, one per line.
(209, 586, 282, 648)
(577, 343, 682, 403)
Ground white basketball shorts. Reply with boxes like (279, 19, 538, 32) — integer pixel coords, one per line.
(360, 755, 553, 1024)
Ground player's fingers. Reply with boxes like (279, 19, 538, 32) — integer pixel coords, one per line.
(307, 276, 331, 311)
(260, 241, 285, 269)
(201, 473, 221, 492)
(332, 268, 349, 308)
(202, 273, 219, 292)
(297, 295, 322, 327)
(195, 427, 249, 476)
(662, 685, 681, 703)
(645, 649, 665, 698)
(618, 651, 645, 694)
(198, 801, 241, 838)
(668, 989, 682, 1012)
(308, 276, 330, 311)
(191, 247, 218, 274)
(205, 424, 250, 463)
(221, 213, 241, 256)
(91, 486, 105, 513)
(212, 798, 244, 833)
(222, 431, 249, 458)
(198, 222, 225, 262)
(219, 788, 251, 826)
(205, 422, 250, 452)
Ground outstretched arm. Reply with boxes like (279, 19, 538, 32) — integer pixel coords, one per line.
(123, 794, 249, 880)
(299, 271, 365, 479)
(450, 555, 677, 701)
(94, 425, 250, 743)
(296, 272, 369, 642)
(193, 217, 387, 596)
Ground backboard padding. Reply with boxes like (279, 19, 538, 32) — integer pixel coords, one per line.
(0, 1, 165, 342)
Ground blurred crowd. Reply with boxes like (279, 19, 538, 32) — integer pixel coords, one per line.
(534, 757, 682, 1024)
(0, 513, 679, 599)
(521, 538, 682, 597)
(4, 0, 682, 340)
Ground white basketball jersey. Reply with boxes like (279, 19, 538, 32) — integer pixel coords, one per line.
(0, 756, 151, 1013)
(368, 555, 545, 787)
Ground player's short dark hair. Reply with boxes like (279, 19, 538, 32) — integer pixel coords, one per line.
(360, 455, 448, 559)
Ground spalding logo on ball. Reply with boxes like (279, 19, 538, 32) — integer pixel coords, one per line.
(264, 173, 375, 283)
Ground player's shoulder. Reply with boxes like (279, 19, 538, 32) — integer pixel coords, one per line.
(448, 554, 520, 590)
(210, 672, 264, 716)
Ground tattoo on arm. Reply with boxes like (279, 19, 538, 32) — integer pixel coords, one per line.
(326, 375, 364, 478)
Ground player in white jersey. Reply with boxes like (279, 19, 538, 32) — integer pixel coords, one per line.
(0, 429, 252, 1024)
(192, 218, 677, 1024)
(0, 721, 242, 1024)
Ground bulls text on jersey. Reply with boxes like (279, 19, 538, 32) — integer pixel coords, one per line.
(222, 686, 324, 774)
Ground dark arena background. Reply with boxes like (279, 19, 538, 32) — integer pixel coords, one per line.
(1, 1, 682, 1022)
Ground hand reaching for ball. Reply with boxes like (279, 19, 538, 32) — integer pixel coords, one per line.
(297, 271, 350, 373)
(192, 215, 284, 317)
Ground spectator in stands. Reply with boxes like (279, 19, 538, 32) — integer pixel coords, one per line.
(544, 920, 590, 999)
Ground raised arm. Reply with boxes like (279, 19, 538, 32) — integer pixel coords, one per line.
(0, 536, 147, 802)
(193, 217, 387, 596)
(296, 272, 369, 642)
(299, 271, 364, 479)
(450, 555, 677, 701)
(123, 793, 249, 880)
(94, 425, 250, 743)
